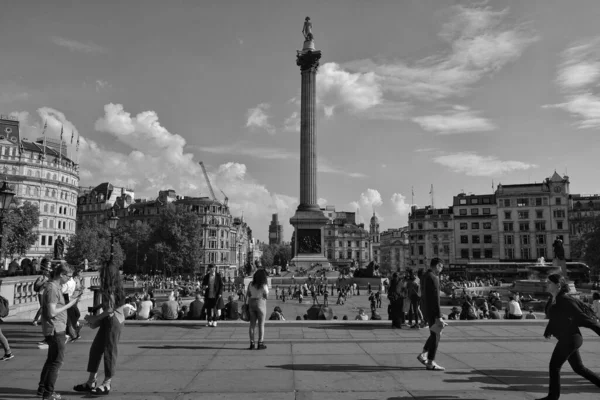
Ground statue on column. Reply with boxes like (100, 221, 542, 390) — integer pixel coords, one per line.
(54, 235, 65, 260)
(302, 17, 313, 41)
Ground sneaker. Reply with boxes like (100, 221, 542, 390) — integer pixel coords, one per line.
(249, 342, 255, 350)
(42, 392, 62, 400)
(212, 321, 217, 327)
(426, 361, 445, 371)
(206, 321, 211, 327)
(37, 343, 49, 350)
(1, 353, 14, 361)
(416, 353, 427, 366)
(32, 320, 38, 326)
(257, 343, 267, 350)
(65, 335, 71, 344)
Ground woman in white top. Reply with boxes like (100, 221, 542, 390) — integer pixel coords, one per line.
(246, 269, 269, 350)
(507, 294, 523, 319)
(592, 292, 600, 319)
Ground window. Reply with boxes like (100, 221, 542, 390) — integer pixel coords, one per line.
(209, 241, 216, 249)
(519, 222, 529, 231)
(461, 249, 469, 259)
(41, 235, 46, 246)
(459, 209, 467, 216)
(460, 223, 468, 230)
(518, 211, 529, 219)
(42, 219, 47, 228)
(483, 222, 492, 230)
(483, 197, 491, 204)
(433, 222, 438, 228)
(517, 198, 529, 207)
(503, 222, 514, 231)
(555, 198, 562, 205)
(520, 234, 530, 245)
(444, 245, 449, 254)
(535, 198, 543, 206)
(338, 241, 342, 246)
(347, 241, 351, 247)
(459, 199, 467, 205)
(432, 234, 438, 241)
(484, 235, 492, 244)
(504, 211, 511, 219)
(460, 235, 468, 244)
(503, 199, 511, 207)
(521, 248, 531, 259)
(483, 208, 491, 215)
(471, 198, 479, 204)
(443, 222, 448, 228)
(471, 208, 479, 215)
(472, 235, 480, 244)
(553, 210, 566, 218)
(557, 221, 563, 230)
(484, 249, 493, 258)
(536, 235, 546, 245)
(472, 222, 479, 229)
(505, 235, 514, 245)
(44, 204, 48, 212)
(48, 236, 53, 246)
(472, 249, 481, 259)
(347, 250, 352, 259)
(537, 247, 547, 258)
(535, 221, 546, 231)
(418, 223, 423, 229)
(505, 248, 515, 259)
(536, 210, 543, 219)
(418, 246, 424, 255)
(410, 223, 413, 229)
(417, 235, 424, 240)
(433, 246, 438, 255)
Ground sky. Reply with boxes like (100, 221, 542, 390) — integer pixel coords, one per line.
(1, 0, 600, 242)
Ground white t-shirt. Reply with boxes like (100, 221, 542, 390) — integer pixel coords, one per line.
(61, 278, 76, 297)
(248, 284, 269, 299)
(508, 300, 523, 316)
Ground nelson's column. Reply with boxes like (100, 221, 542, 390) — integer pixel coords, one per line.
(290, 17, 330, 269)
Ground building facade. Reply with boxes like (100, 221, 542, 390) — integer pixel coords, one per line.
(369, 212, 381, 265)
(496, 172, 571, 262)
(407, 206, 454, 268)
(268, 213, 283, 245)
(77, 183, 135, 229)
(318, 206, 370, 269)
(453, 193, 499, 262)
(379, 227, 410, 273)
(0, 115, 79, 263)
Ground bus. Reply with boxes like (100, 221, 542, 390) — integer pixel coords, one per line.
(447, 261, 591, 283)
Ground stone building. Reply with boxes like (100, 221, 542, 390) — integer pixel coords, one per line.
(318, 206, 369, 269)
(407, 205, 454, 268)
(379, 227, 410, 273)
(268, 213, 283, 245)
(76, 182, 135, 229)
(452, 193, 499, 262)
(369, 212, 381, 265)
(0, 115, 79, 262)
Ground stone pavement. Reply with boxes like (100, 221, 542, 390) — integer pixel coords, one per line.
(1, 320, 600, 400)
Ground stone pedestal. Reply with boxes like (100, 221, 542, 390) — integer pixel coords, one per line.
(290, 210, 330, 270)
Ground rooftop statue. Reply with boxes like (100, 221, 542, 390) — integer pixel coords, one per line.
(302, 17, 313, 42)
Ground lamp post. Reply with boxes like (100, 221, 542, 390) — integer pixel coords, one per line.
(106, 211, 119, 263)
(0, 181, 15, 270)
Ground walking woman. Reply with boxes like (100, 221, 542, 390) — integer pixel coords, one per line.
(387, 272, 403, 328)
(537, 273, 600, 400)
(73, 262, 126, 395)
(246, 268, 269, 350)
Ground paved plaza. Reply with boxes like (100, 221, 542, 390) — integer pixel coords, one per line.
(1, 320, 600, 399)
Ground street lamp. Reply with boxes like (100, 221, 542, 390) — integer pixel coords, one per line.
(106, 211, 119, 262)
(0, 181, 15, 269)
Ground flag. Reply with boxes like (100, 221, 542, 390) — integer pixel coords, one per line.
(70, 130, 74, 144)
(60, 125, 63, 141)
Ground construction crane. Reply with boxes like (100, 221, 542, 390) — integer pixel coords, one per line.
(199, 162, 217, 201)
(220, 189, 229, 206)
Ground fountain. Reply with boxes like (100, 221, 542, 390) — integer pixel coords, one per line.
(512, 257, 578, 297)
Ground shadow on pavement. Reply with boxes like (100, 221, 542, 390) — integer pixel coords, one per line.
(268, 363, 423, 372)
(138, 345, 240, 350)
(446, 369, 599, 395)
(308, 324, 395, 330)
(0, 387, 38, 400)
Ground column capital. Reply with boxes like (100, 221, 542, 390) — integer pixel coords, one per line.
(296, 50, 322, 72)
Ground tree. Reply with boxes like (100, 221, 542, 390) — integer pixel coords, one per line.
(582, 217, 600, 278)
(115, 220, 153, 274)
(2, 201, 40, 259)
(65, 220, 124, 269)
(260, 243, 292, 268)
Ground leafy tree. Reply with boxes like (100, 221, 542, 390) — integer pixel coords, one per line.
(1, 201, 40, 259)
(65, 220, 124, 269)
(581, 217, 600, 278)
(260, 243, 292, 267)
(115, 220, 153, 274)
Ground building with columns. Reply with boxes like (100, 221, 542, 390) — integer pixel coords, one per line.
(0, 115, 79, 263)
(379, 227, 410, 273)
(321, 206, 369, 269)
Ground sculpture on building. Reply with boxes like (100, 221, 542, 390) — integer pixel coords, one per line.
(54, 235, 65, 260)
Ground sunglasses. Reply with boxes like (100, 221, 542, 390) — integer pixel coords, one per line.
(62, 273, 73, 278)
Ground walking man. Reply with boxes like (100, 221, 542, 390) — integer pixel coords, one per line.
(418, 258, 447, 371)
(202, 264, 224, 327)
(38, 263, 82, 399)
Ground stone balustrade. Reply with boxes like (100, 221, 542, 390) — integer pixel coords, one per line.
(0, 271, 100, 319)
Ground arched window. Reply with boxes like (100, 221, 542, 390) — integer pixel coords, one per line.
(36, 187, 40, 196)
(46, 172, 51, 179)
(52, 189, 56, 198)
(45, 188, 50, 197)
(44, 204, 48, 212)
(28, 186, 33, 195)
(27, 170, 32, 176)
(53, 174, 57, 180)
(49, 220, 54, 228)
(59, 206, 62, 214)
(50, 205, 55, 213)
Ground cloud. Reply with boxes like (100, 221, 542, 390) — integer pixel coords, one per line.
(198, 143, 296, 160)
(412, 108, 495, 134)
(317, 198, 327, 208)
(246, 103, 275, 134)
(343, 5, 538, 102)
(37, 107, 80, 144)
(95, 80, 111, 92)
(544, 37, 600, 128)
(359, 189, 383, 209)
(391, 193, 411, 216)
(51, 36, 106, 54)
(433, 152, 537, 176)
(8, 111, 30, 124)
(283, 112, 300, 132)
(414, 147, 437, 153)
(318, 158, 367, 178)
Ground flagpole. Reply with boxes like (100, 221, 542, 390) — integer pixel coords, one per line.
(58, 125, 63, 168)
(411, 186, 414, 206)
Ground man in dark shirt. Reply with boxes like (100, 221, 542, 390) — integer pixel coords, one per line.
(187, 293, 204, 320)
(418, 257, 447, 371)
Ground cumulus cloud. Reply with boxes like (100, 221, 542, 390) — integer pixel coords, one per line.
(412, 108, 495, 134)
(317, 198, 327, 208)
(544, 37, 600, 128)
(246, 103, 275, 134)
(359, 189, 383, 209)
(32, 104, 298, 241)
(283, 111, 300, 132)
(433, 152, 537, 176)
(51, 36, 106, 54)
(391, 193, 411, 216)
(95, 80, 110, 92)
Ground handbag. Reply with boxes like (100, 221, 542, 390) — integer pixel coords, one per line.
(241, 304, 250, 322)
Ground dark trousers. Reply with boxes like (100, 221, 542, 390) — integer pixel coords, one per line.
(423, 318, 440, 361)
(547, 334, 600, 399)
(390, 298, 404, 327)
(39, 331, 66, 394)
(87, 315, 123, 378)
(204, 298, 217, 322)
(410, 296, 420, 325)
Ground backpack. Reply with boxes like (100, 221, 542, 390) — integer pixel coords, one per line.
(571, 296, 599, 324)
(34, 275, 48, 293)
(0, 295, 9, 318)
